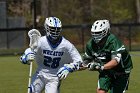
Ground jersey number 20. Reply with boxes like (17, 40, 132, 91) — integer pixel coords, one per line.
(43, 56, 61, 68)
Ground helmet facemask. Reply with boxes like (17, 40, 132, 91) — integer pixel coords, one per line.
(46, 25, 62, 40)
(44, 17, 62, 41)
(91, 29, 109, 43)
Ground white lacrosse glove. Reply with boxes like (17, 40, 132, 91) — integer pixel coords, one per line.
(64, 63, 79, 72)
(57, 62, 80, 80)
(26, 53, 35, 61)
(57, 66, 70, 80)
(20, 48, 35, 65)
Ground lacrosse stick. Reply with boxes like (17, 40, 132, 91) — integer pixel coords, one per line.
(79, 57, 102, 71)
(79, 61, 90, 71)
(27, 29, 41, 93)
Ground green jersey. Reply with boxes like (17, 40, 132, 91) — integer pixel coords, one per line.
(84, 33, 133, 73)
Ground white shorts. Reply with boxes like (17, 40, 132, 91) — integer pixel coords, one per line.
(30, 71, 60, 93)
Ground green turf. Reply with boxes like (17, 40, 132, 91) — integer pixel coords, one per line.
(0, 52, 139, 93)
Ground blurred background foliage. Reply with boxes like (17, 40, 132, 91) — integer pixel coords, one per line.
(0, 0, 140, 54)
(6, 0, 140, 26)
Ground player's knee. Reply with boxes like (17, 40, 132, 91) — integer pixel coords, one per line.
(30, 84, 34, 93)
(30, 84, 39, 93)
(97, 88, 107, 93)
(30, 84, 42, 93)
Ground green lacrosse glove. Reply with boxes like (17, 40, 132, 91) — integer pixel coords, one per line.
(88, 62, 104, 71)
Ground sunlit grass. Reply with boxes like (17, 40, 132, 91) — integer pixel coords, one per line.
(0, 52, 139, 93)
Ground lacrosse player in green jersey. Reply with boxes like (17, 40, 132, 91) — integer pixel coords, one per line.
(81, 20, 133, 93)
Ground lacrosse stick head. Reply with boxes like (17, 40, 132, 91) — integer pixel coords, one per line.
(28, 29, 41, 52)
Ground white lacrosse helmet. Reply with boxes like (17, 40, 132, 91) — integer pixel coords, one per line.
(91, 20, 110, 43)
(44, 17, 62, 40)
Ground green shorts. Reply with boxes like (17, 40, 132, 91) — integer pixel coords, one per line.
(98, 71, 130, 93)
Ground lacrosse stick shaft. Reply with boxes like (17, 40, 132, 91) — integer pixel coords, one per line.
(27, 61, 33, 93)
(27, 29, 41, 93)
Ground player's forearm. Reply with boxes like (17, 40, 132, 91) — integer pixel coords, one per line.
(103, 59, 118, 70)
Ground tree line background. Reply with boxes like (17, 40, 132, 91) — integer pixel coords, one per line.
(0, 0, 140, 54)
(5, 0, 140, 26)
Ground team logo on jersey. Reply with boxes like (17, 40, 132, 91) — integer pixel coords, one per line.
(92, 50, 111, 62)
(43, 50, 64, 56)
(92, 52, 106, 59)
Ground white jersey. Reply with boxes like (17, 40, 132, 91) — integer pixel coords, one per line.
(34, 36, 82, 75)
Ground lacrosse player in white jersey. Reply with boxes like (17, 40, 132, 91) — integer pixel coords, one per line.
(20, 17, 82, 93)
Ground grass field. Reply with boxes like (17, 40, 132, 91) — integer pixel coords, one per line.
(0, 52, 140, 93)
